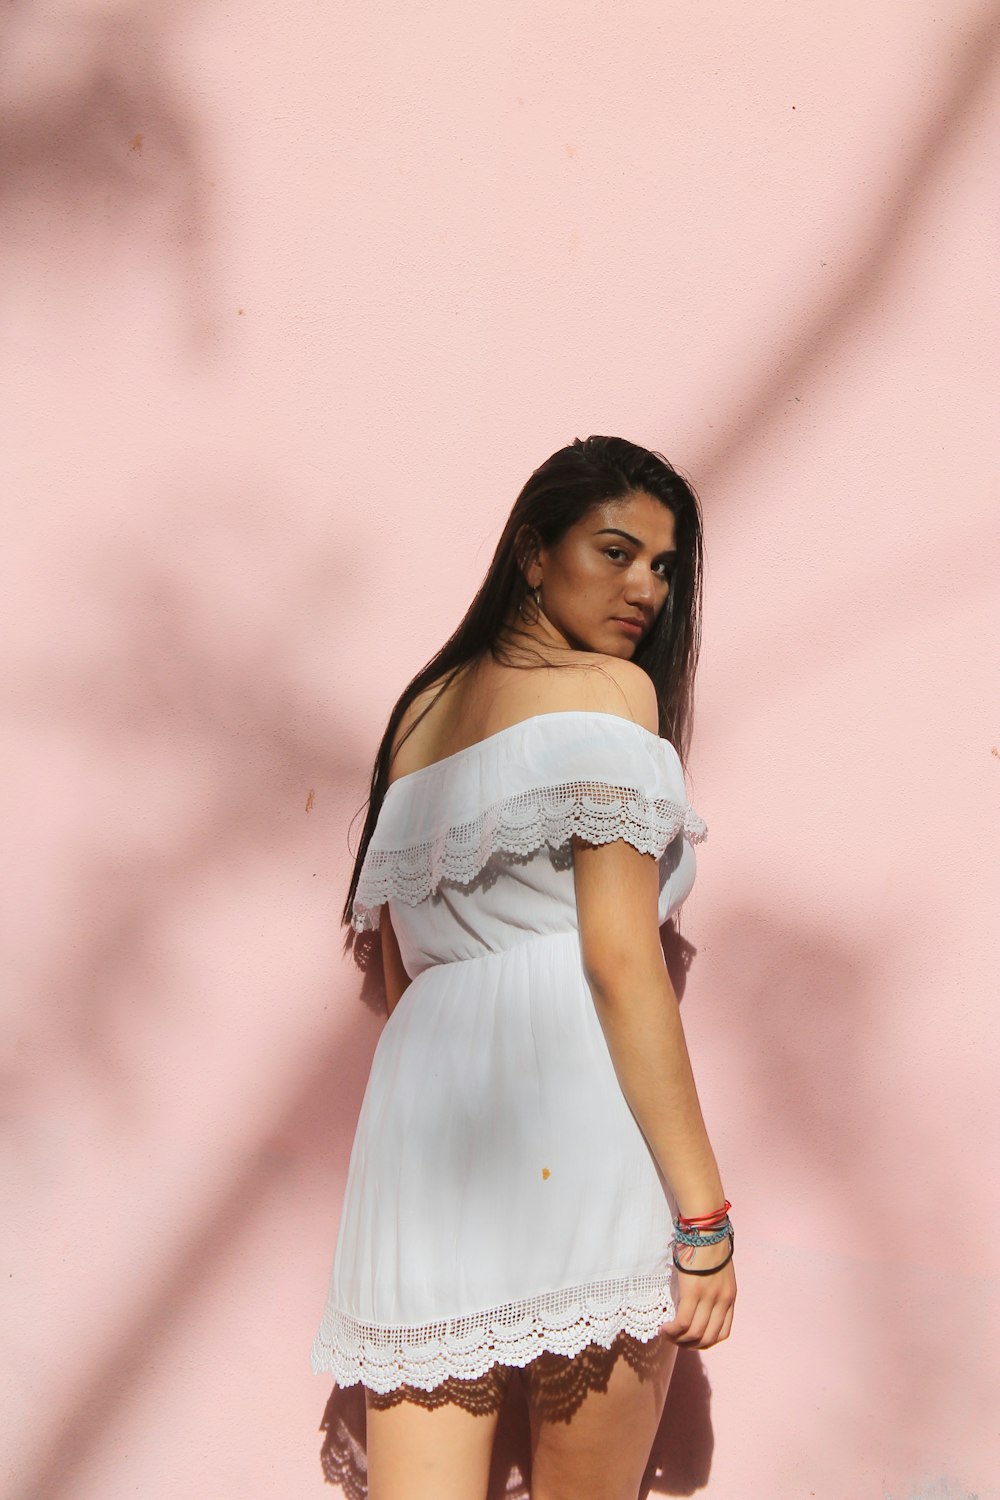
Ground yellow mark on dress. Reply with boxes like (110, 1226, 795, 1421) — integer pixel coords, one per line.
(541, 1168, 551, 1180)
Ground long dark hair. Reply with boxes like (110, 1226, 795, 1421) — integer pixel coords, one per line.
(342, 435, 704, 927)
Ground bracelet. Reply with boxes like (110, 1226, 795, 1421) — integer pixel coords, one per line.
(673, 1220, 732, 1249)
(676, 1199, 732, 1229)
(672, 1227, 735, 1276)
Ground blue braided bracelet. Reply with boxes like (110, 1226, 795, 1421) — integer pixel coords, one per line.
(671, 1217, 736, 1276)
(672, 1218, 733, 1249)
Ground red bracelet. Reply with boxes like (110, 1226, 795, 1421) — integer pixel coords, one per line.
(676, 1200, 732, 1229)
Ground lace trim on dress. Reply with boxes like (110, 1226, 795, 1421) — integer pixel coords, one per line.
(351, 780, 708, 931)
(309, 1270, 677, 1393)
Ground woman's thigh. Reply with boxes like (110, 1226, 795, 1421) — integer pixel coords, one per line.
(525, 1332, 678, 1500)
(364, 1366, 511, 1500)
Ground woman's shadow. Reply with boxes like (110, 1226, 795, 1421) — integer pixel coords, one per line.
(318, 1342, 714, 1499)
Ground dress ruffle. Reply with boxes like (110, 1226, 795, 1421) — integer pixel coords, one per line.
(310, 1269, 677, 1393)
(350, 711, 707, 932)
(352, 781, 706, 931)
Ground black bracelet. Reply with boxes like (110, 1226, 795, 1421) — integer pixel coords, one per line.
(672, 1229, 735, 1276)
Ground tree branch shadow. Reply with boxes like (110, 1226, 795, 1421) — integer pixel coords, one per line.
(19, 1014, 368, 1500)
(694, 2, 1000, 488)
(7, 497, 357, 1114)
(0, 2, 217, 349)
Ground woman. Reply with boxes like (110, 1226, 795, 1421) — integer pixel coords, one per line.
(311, 435, 736, 1500)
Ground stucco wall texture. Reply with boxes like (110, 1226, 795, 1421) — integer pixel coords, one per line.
(3, 3, 998, 1497)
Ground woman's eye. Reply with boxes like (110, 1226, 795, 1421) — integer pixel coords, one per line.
(605, 547, 628, 563)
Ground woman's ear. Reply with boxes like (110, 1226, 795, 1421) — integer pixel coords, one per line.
(513, 523, 542, 587)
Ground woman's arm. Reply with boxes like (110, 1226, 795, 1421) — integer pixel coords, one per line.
(573, 835, 736, 1348)
(569, 659, 736, 1347)
(379, 906, 411, 1017)
(573, 835, 725, 1217)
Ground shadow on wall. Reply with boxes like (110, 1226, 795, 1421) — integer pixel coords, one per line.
(319, 1346, 713, 1500)
(0, 1, 215, 346)
(18, 908, 373, 1500)
(9, 482, 359, 1109)
(695, 1, 1000, 489)
(8, 2, 1000, 1498)
(10, 475, 370, 1500)
(706, 901, 969, 1457)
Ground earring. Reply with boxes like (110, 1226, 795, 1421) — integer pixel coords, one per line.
(519, 581, 542, 619)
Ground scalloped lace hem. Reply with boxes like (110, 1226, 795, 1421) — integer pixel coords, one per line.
(310, 1270, 677, 1393)
(351, 781, 707, 931)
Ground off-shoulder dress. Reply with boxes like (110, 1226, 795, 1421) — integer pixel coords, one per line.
(310, 709, 707, 1394)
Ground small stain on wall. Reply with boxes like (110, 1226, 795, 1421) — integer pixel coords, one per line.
(305, 789, 315, 812)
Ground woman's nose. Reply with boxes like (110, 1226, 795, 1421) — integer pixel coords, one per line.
(625, 567, 656, 604)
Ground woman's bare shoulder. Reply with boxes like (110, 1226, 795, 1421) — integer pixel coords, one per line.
(388, 654, 658, 777)
(389, 674, 456, 759)
(534, 654, 659, 733)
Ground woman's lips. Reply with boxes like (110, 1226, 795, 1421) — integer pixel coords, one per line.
(612, 617, 643, 635)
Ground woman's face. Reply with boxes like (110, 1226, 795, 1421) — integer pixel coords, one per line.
(527, 490, 677, 658)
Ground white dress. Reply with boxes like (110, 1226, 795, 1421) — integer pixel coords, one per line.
(310, 709, 707, 1394)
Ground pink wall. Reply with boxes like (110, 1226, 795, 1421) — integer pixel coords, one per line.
(3, 2, 998, 1497)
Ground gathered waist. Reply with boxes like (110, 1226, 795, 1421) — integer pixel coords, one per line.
(408, 927, 581, 978)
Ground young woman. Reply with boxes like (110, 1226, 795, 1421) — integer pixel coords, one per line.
(311, 435, 736, 1500)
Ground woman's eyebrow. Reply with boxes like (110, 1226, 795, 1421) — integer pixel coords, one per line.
(594, 526, 677, 558)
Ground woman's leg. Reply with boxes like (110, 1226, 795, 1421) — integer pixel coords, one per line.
(525, 1332, 678, 1500)
(364, 1366, 511, 1500)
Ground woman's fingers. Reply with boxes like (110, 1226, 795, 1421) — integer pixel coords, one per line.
(676, 1293, 725, 1345)
(675, 1306, 711, 1346)
(666, 1291, 717, 1345)
(662, 1287, 700, 1342)
(665, 1261, 737, 1349)
(714, 1303, 735, 1344)
(693, 1298, 733, 1350)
